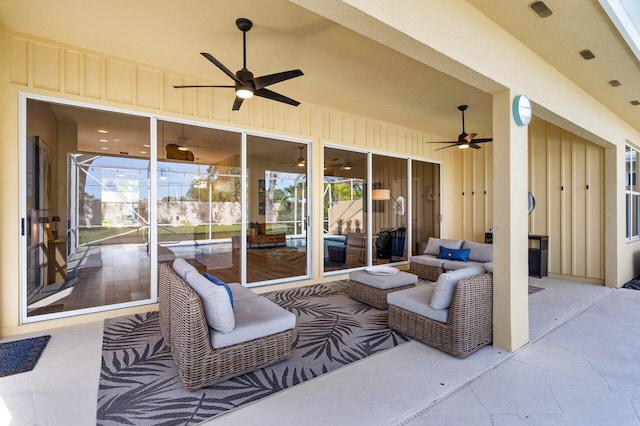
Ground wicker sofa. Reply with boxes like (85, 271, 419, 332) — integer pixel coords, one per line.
(388, 264, 493, 358)
(409, 237, 493, 281)
(159, 260, 295, 390)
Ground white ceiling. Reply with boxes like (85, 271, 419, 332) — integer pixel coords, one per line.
(3, 0, 640, 143)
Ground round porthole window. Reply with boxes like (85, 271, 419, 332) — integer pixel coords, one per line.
(528, 192, 535, 215)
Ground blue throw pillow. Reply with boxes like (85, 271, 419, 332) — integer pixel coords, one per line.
(437, 246, 470, 262)
(203, 273, 234, 310)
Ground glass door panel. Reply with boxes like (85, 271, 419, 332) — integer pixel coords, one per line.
(323, 148, 367, 272)
(412, 160, 441, 255)
(25, 99, 151, 318)
(246, 136, 309, 284)
(372, 155, 408, 263)
(157, 121, 241, 284)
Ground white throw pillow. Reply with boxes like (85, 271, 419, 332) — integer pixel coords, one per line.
(430, 265, 486, 310)
(424, 237, 464, 255)
(185, 272, 235, 334)
(172, 258, 197, 280)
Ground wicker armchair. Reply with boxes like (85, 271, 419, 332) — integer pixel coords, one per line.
(159, 263, 293, 390)
(388, 272, 493, 358)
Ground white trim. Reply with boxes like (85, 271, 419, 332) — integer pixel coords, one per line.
(19, 93, 28, 325)
(241, 132, 247, 285)
(149, 117, 158, 302)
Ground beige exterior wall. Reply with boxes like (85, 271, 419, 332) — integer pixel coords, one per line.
(2, 0, 639, 351)
(0, 30, 451, 336)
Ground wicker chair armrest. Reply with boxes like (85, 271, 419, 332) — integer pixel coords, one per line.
(447, 272, 493, 333)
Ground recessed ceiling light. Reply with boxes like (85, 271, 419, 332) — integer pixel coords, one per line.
(529, 1, 553, 18)
(143, 144, 151, 148)
(579, 49, 596, 60)
(99, 139, 108, 142)
(631, 100, 640, 106)
(140, 151, 147, 154)
(98, 129, 108, 133)
(608, 80, 622, 87)
(101, 147, 108, 150)
(113, 138, 120, 142)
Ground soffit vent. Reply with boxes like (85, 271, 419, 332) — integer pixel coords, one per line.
(579, 49, 596, 60)
(608, 80, 622, 87)
(529, 1, 553, 18)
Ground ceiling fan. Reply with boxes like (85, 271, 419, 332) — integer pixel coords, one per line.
(278, 145, 307, 168)
(173, 18, 304, 111)
(426, 105, 493, 151)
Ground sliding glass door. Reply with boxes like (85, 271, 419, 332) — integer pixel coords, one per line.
(156, 121, 242, 284)
(246, 135, 310, 284)
(24, 98, 152, 319)
(323, 147, 367, 273)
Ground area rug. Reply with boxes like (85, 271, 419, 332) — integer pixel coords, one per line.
(254, 246, 307, 262)
(528, 285, 545, 295)
(0, 335, 51, 377)
(96, 282, 409, 425)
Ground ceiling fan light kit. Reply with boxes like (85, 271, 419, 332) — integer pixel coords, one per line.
(173, 18, 303, 111)
(426, 105, 493, 151)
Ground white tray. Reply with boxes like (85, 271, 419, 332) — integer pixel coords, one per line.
(365, 266, 399, 276)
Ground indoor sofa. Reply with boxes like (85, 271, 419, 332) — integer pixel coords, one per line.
(248, 222, 286, 248)
(159, 259, 295, 390)
(409, 237, 493, 281)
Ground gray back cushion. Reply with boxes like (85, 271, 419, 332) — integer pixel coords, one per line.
(462, 240, 493, 263)
(430, 265, 486, 310)
(424, 237, 464, 255)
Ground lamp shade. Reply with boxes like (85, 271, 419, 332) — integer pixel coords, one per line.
(372, 189, 391, 200)
(51, 216, 61, 222)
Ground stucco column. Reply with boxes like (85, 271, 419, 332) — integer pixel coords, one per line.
(604, 144, 623, 287)
(492, 90, 529, 351)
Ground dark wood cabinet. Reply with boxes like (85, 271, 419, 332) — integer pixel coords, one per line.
(484, 232, 548, 278)
(528, 235, 548, 278)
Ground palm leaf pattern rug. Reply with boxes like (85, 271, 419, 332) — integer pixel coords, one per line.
(97, 282, 411, 425)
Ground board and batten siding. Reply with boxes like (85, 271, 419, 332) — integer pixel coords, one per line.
(445, 118, 604, 283)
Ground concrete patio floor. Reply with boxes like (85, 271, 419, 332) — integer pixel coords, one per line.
(1, 275, 637, 425)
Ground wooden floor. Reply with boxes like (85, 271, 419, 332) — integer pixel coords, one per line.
(26, 240, 411, 318)
(28, 244, 316, 317)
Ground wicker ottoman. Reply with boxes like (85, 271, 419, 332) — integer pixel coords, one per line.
(347, 269, 418, 309)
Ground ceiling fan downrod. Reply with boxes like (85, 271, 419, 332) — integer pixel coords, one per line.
(236, 18, 253, 70)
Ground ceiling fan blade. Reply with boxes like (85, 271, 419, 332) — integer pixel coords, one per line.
(232, 96, 244, 111)
(463, 133, 477, 143)
(200, 52, 244, 85)
(426, 141, 457, 144)
(472, 138, 493, 143)
(470, 144, 482, 149)
(253, 69, 304, 90)
(434, 144, 459, 151)
(255, 88, 300, 106)
(173, 85, 235, 88)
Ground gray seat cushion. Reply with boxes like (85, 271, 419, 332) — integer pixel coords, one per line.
(424, 238, 464, 255)
(462, 240, 493, 263)
(210, 296, 296, 349)
(387, 285, 449, 323)
(441, 259, 486, 270)
(349, 270, 418, 289)
(228, 283, 258, 302)
(430, 265, 486, 310)
(410, 255, 445, 268)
